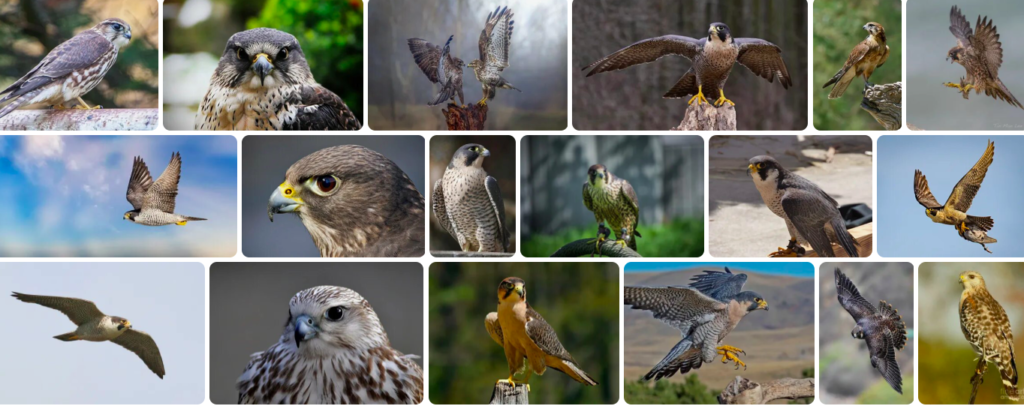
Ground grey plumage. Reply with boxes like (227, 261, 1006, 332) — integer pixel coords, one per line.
(432, 144, 510, 253)
(124, 152, 206, 226)
(835, 268, 907, 394)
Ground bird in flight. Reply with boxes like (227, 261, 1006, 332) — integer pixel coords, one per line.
(943, 6, 1023, 110)
(468, 6, 520, 106)
(124, 152, 206, 226)
(834, 268, 907, 394)
(914, 140, 996, 252)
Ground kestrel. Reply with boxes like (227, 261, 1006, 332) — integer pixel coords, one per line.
(943, 6, 1024, 110)
(432, 144, 510, 253)
(959, 271, 1019, 401)
(468, 6, 521, 106)
(408, 35, 466, 106)
(914, 140, 995, 242)
(823, 22, 889, 99)
(583, 164, 641, 252)
(835, 268, 907, 394)
(124, 152, 206, 226)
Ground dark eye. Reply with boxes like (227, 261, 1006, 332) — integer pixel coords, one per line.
(325, 306, 344, 321)
(970, 275, 976, 279)
(237, 48, 248, 61)
(316, 175, 337, 193)
(278, 48, 289, 61)
(757, 163, 765, 169)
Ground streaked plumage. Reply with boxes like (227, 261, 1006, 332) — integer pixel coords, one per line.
(914, 140, 995, 240)
(238, 286, 423, 404)
(944, 6, 1023, 109)
(834, 268, 906, 394)
(124, 152, 206, 226)
(432, 144, 510, 253)
(583, 164, 641, 251)
(467, 6, 520, 106)
(958, 271, 1019, 401)
(408, 35, 465, 106)
(823, 22, 889, 99)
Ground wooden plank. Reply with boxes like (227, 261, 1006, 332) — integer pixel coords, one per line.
(803, 222, 873, 257)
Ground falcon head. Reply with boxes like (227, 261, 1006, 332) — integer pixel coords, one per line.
(467, 59, 482, 69)
(449, 144, 490, 169)
(851, 324, 864, 339)
(708, 23, 731, 43)
(734, 291, 769, 313)
(213, 28, 314, 89)
(863, 22, 885, 39)
(111, 316, 133, 331)
(587, 164, 611, 188)
(123, 209, 140, 222)
(748, 155, 783, 182)
(925, 207, 943, 221)
(497, 277, 526, 304)
(94, 18, 132, 48)
(959, 271, 986, 290)
(947, 47, 963, 63)
(285, 286, 388, 357)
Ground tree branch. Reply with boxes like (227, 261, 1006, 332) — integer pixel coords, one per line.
(718, 376, 814, 404)
(443, 103, 487, 130)
(671, 103, 736, 131)
(969, 356, 987, 404)
(0, 109, 158, 131)
(489, 381, 528, 404)
(550, 238, 642, 257)
(860, 82, 901, 131)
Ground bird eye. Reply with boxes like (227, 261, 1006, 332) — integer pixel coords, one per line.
(325, 306, 344, 321)
(283, 187, 294, 197)
(756, 163, 765, 169)
(970, 275, 976, 279)
(237, 48, 248, 61)
(113, 23, 122, 31)
(278, 48, 289, 61)
(314, 175, 338, 194)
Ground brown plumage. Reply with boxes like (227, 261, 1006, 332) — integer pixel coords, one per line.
(914, 140, 994, 231)
(823, 22, 889, 99)
(959, 271, 1019, 401)
(583, 164, 641, 251)
(408, 35, 465, 106)
(944, 6, 1024, 109)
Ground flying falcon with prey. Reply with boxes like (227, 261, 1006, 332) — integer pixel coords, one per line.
(432, 144, 510, 253)
(12, 292, 165, 379)
(823, 22, 889, 99)
(0, 18, 131, 121)
(238, 286, 423, 403)
(583, 164, 641, 253)
(914, 140, 996, 252)
(834, 268, 907, 394)
(959, 271, 1019, 401)
(583, 22, 791, 107)
(468, 6, 520, 106)
(485, 277, 598, 389)
(625, 267, 769, 380)
(408, 35, 465, 106)
(943, 6, 1024, 110)
(124, 152, 206, 226)
(268, 145, 425, 257)
(195, 28, 361, 130)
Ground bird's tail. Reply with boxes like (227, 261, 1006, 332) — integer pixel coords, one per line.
(877, 300, 908, 351)
(999, 330, 1019, 400)
(644, 339, 700, 381)
(557, 360, 599, 386)
(0, 89, 38, 121)
(825, 68, 856, 99)
(428, 86, 454, 106)
(967, 215, 994, 231)
(831, 216, 859, 257)
(54, 332, 79, 341)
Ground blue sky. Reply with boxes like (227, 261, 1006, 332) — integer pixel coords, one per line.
(0, 263, 205, 404)
(878, 136, 1024, 257)
(624, 262, 814, 278)
(0, 136, 236, 257)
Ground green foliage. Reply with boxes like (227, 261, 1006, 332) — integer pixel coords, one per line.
(920, 339, 1020, 404)
(521, 218, 703, 257)
(858, 376, 914, 404)
(624, 375, 720, 404)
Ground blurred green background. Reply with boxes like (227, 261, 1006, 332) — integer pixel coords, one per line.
(919, 263, 1024, 404)
(429, 262, 619, 404)
(0, 0, 158, 109)
(162, 0, 362, 129)
(813, 0, 902, 130)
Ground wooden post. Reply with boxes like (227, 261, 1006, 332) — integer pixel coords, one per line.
(443, 103, 487, 130)
(489, 381, 529, 404)
(671, 103, 737, 131)
(0, 109, 159, 131)
(802, 223, 873, 258)
(550, 238, 642, 258)
(860, 82, 901, 131)
(718, 376, 814, 404)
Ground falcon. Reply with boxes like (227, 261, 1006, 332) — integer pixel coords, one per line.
(959, 271, 1019, 401)
(625, 267, 769, 380)
(943, 6, 1024, 110)
(834, 268, 907, 394)
(749, 155, 859, 257)
(432, 144, 510, 253)
(0, 18, 131, 120)
(823, 22, 890, 99)
(582, 22, 791, 107)
(583, 164, 641, 252)
(467, 6, 521, 106)
(914, 140, 995, 239)
(484, 277, 598, 389)
(195, 28, 361, 130)
(408, 35, 465, 106)
(11, 292, 165, 379)
(124, 152, 206, 226)
(267, 145, 425, 257)
(238, 286, 423, 404)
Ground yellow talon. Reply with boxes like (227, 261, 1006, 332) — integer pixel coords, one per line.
(74, 97, 101, 110)
(944, 82, 962, 90)
(963, 84, 975, 92)
(687, 85, 708, 105)
(713, 89, 735, 107)
(616, 239, 628, 248)
(769, 248, 799, 257)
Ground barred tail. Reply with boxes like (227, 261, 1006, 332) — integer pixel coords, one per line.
(0, 92, 35, 121)
(877, 300, 908, 350)
(1001, 329, 1019, 400)
(826, 68, 857, 99)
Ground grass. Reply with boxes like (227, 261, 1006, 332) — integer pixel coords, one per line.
(521, 218, 703, 257)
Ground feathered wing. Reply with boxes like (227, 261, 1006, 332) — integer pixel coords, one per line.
(735, 38, 793, 88)
(431, 179, 457, 242)
(583, 35, 703, 76)
(687, 267, 747, 303)
(834, 268, 877, 322)
(969, 15, 1004, 79)
(619, 178, 641, 236)
(876, 300, 908, 351)
(479, 6, 514, 68)
(949, 6, 974, 49)
(127, 156, 154, 210)
(111, 329, 166, 379)
(484, 311, 503, 346)
(408, 38, 444, 83)
(0, 30, 113, 103)
(11, 292, 104, 325)
(484, 176, 510, 252)
(525, 306, 598, 385)
(144, 152, 181, 213)
(946, 140, 994, 213)
(781, 188, 858, 257)
(865, 332, 903, 394)
(913, 169, 943, 209)
(281, 85, 361, 130)
(823, 40, 871, 99)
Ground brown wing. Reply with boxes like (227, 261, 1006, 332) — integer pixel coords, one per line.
(478, 6, 513, 67)
(734, 38, 792, 88)
(524, 305, 574, 363)
(143, 152, 181, 213)
(281, 85, 361, 130)
(913, 170, 943, 209)
(945, 140, 994, 212)
(582, 182, 594, 212)
(0, 30, 113, 101)
(11, 292, 105, 325)
(111, 329, 165, 379)
(126, 156, 153, 210)
(970, 15, 1004, 78)
(582, 35, 704, 76)
(949, 5, 973, 49)
(618, 177, 640, 217)
(407, 38, 444, 83)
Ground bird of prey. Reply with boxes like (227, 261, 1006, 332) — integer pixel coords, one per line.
(238, 286, 423, 403)
(943, 6, 1024, 110)
(124, 152, 206, 226)
(959, 271, 1019, 401)
(484, 277, 598, 389)
(408, 35, 465, 106)
(467, 6, 521, 106)
(0, 18, 131, 120)
(749, 155, 859, 257)
(914, 140, 995, 244)
(625, 267, 769, 381)
(195, 28, 361, 130)
(583, 164, 641, 252)
(268, 145, 425, 257)
(582, 22, 791, 107)
(432, 144, 510, 253)
(834, 268, 907, 394)
(823, 22, 890, 99)
(12, 292, 165, 379)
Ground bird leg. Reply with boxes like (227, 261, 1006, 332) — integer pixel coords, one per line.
(477, 94, 489, 106)
(713, 89, 735, 107)
(687, 85, 708, 105)
(73, 97, 102, 110)
(589, 223, 612, 257)
(769, 238, 805, 257)
(616, 227, 630, 249)
(717, 345, 747, 370)
(497, 375, 530, 392)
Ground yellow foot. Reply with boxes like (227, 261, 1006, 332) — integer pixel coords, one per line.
(687, 85, 708, 105)
(616, 239, 629, 249)
(769, 247, 799, 257)
(175, 221, 187, 226)
(497, 377, 527, 390)
(717, 346, 748, 370)
(52, 104, 68, 110)
(717, 345, 746, 355)
(944, 82, 963, 90)
(477, 97, 488, 107)
(74, 97, 102, 110)
(714, 90, 735, 107)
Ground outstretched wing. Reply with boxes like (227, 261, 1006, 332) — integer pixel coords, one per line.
(479, 6, 514, 68)
(949, 5, 973, 49)
(865, 332, 903, 394)
(485, 176, 510, 252)
(687, 267, 747, 303)
(913, 170, 943, 209)
(624, 286, 726, 333)
(582, 35, 704, 76)
(408, 38, 444, 83)
(834, 268, 877, 322)
(970, 14, 1004, 78)
(111, 329, 166, 379)
(946, 140, 994, 213)
(11, 292, 105, 325)
(143, 152, 181, 213)
(735, 38, 792, 88)
(127, 156, 154, 210)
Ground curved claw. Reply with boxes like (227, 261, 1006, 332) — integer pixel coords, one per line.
(713, 90, 735, 107)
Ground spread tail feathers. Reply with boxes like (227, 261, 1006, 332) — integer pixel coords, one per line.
(54, 333, 78, 341)
(967, 215, 994, 231)
(832, 217, 859, 257)
(877, 300, 908, 350)
(644, 339, 695, 381)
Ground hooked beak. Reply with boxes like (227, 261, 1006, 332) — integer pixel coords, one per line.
(482, 148, 491, 157)
(268, 182, 303, 222)
(124, 31, 132, 41)
(293, 315, 318, 348)
(959, 274, 966, 285)
(758, 299, 769, 311)
(747, 163, 756, 175)
(252, 53, 273, 86)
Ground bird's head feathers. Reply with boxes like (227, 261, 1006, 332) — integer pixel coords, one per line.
(587, 164, 610, 187)
(947, 47, 963, 63)
(925, 207, 942, 220)
(467, 59, 482, 69)
(709, 23, 731, 43)
(110, 316, 132, 331)
(95, 18, 131, 48)
(851, 324, 865, 339)
(498, 277, 526, 304)
(959, 271, 986, 290)
(734, 291, 769, 312)
(123, 210, 140, 222)
(863, 22, 885, 42)
(284, 286, 388, 358)
(748, 155, 783, 183)
(449, 144, 490, 169)
(213, 28, 314, 89)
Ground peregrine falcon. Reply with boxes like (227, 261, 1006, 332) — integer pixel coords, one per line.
(484, 277, 598, 389)
(432, 144, 510, 253)
(914, 140, 995, 246)
(124, 152, 206, 226)
(267, 145, 425, 257)
(582, 22, 791, 107)
(408, 35, 465, 106)
(238, 286, 423, 403)
(823, 22, 890, 99)
(467, 6, 521, 106)
(943, 6, 1024, 109)
(749, 155, 859, 257)
(834, 268, 907, 394)
(625, 267, 769, 380)
(583, 164, 641, 252)
(12, 292, 165, 379)
(0, 18, 131, 120)
(958, 271, 1019, 401)
(195, 28, 361, 130)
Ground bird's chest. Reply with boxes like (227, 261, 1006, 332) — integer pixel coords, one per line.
(135, 210, 176, 226)
(202, 87, 295, 130)
(442, 169, 490, 227)
(590, 187, 624, 223)
(752, 176, 786, 218)
(696, 44, 737, 84)
(497, 302, 533, 351)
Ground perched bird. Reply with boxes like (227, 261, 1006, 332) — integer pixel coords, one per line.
(914, 140, 995, 235)
(958, 271, 1019, 401)
(238, 286, 423, 403)
(583, 164, 641, 252)
(749, 155, 859, 257)
(484, 277, 598, 389)
(0, 18, 131, 120)
(268, 145, 425, 257)
(823, 22, 889, 99)
(957, 220, 997, 254)
(124, 152, 206, 226)
(943, 6, 1024, 110)
(582, 22, 791, 107)
(195, 28, 360, 130)
(408, 35, 465, 106)
(467, 6, 520, 106)
(12, 292, 165, 379)
(625, 267, 769, 380)
(834, 268, 907, 394)
(432, 144, 510, 253)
